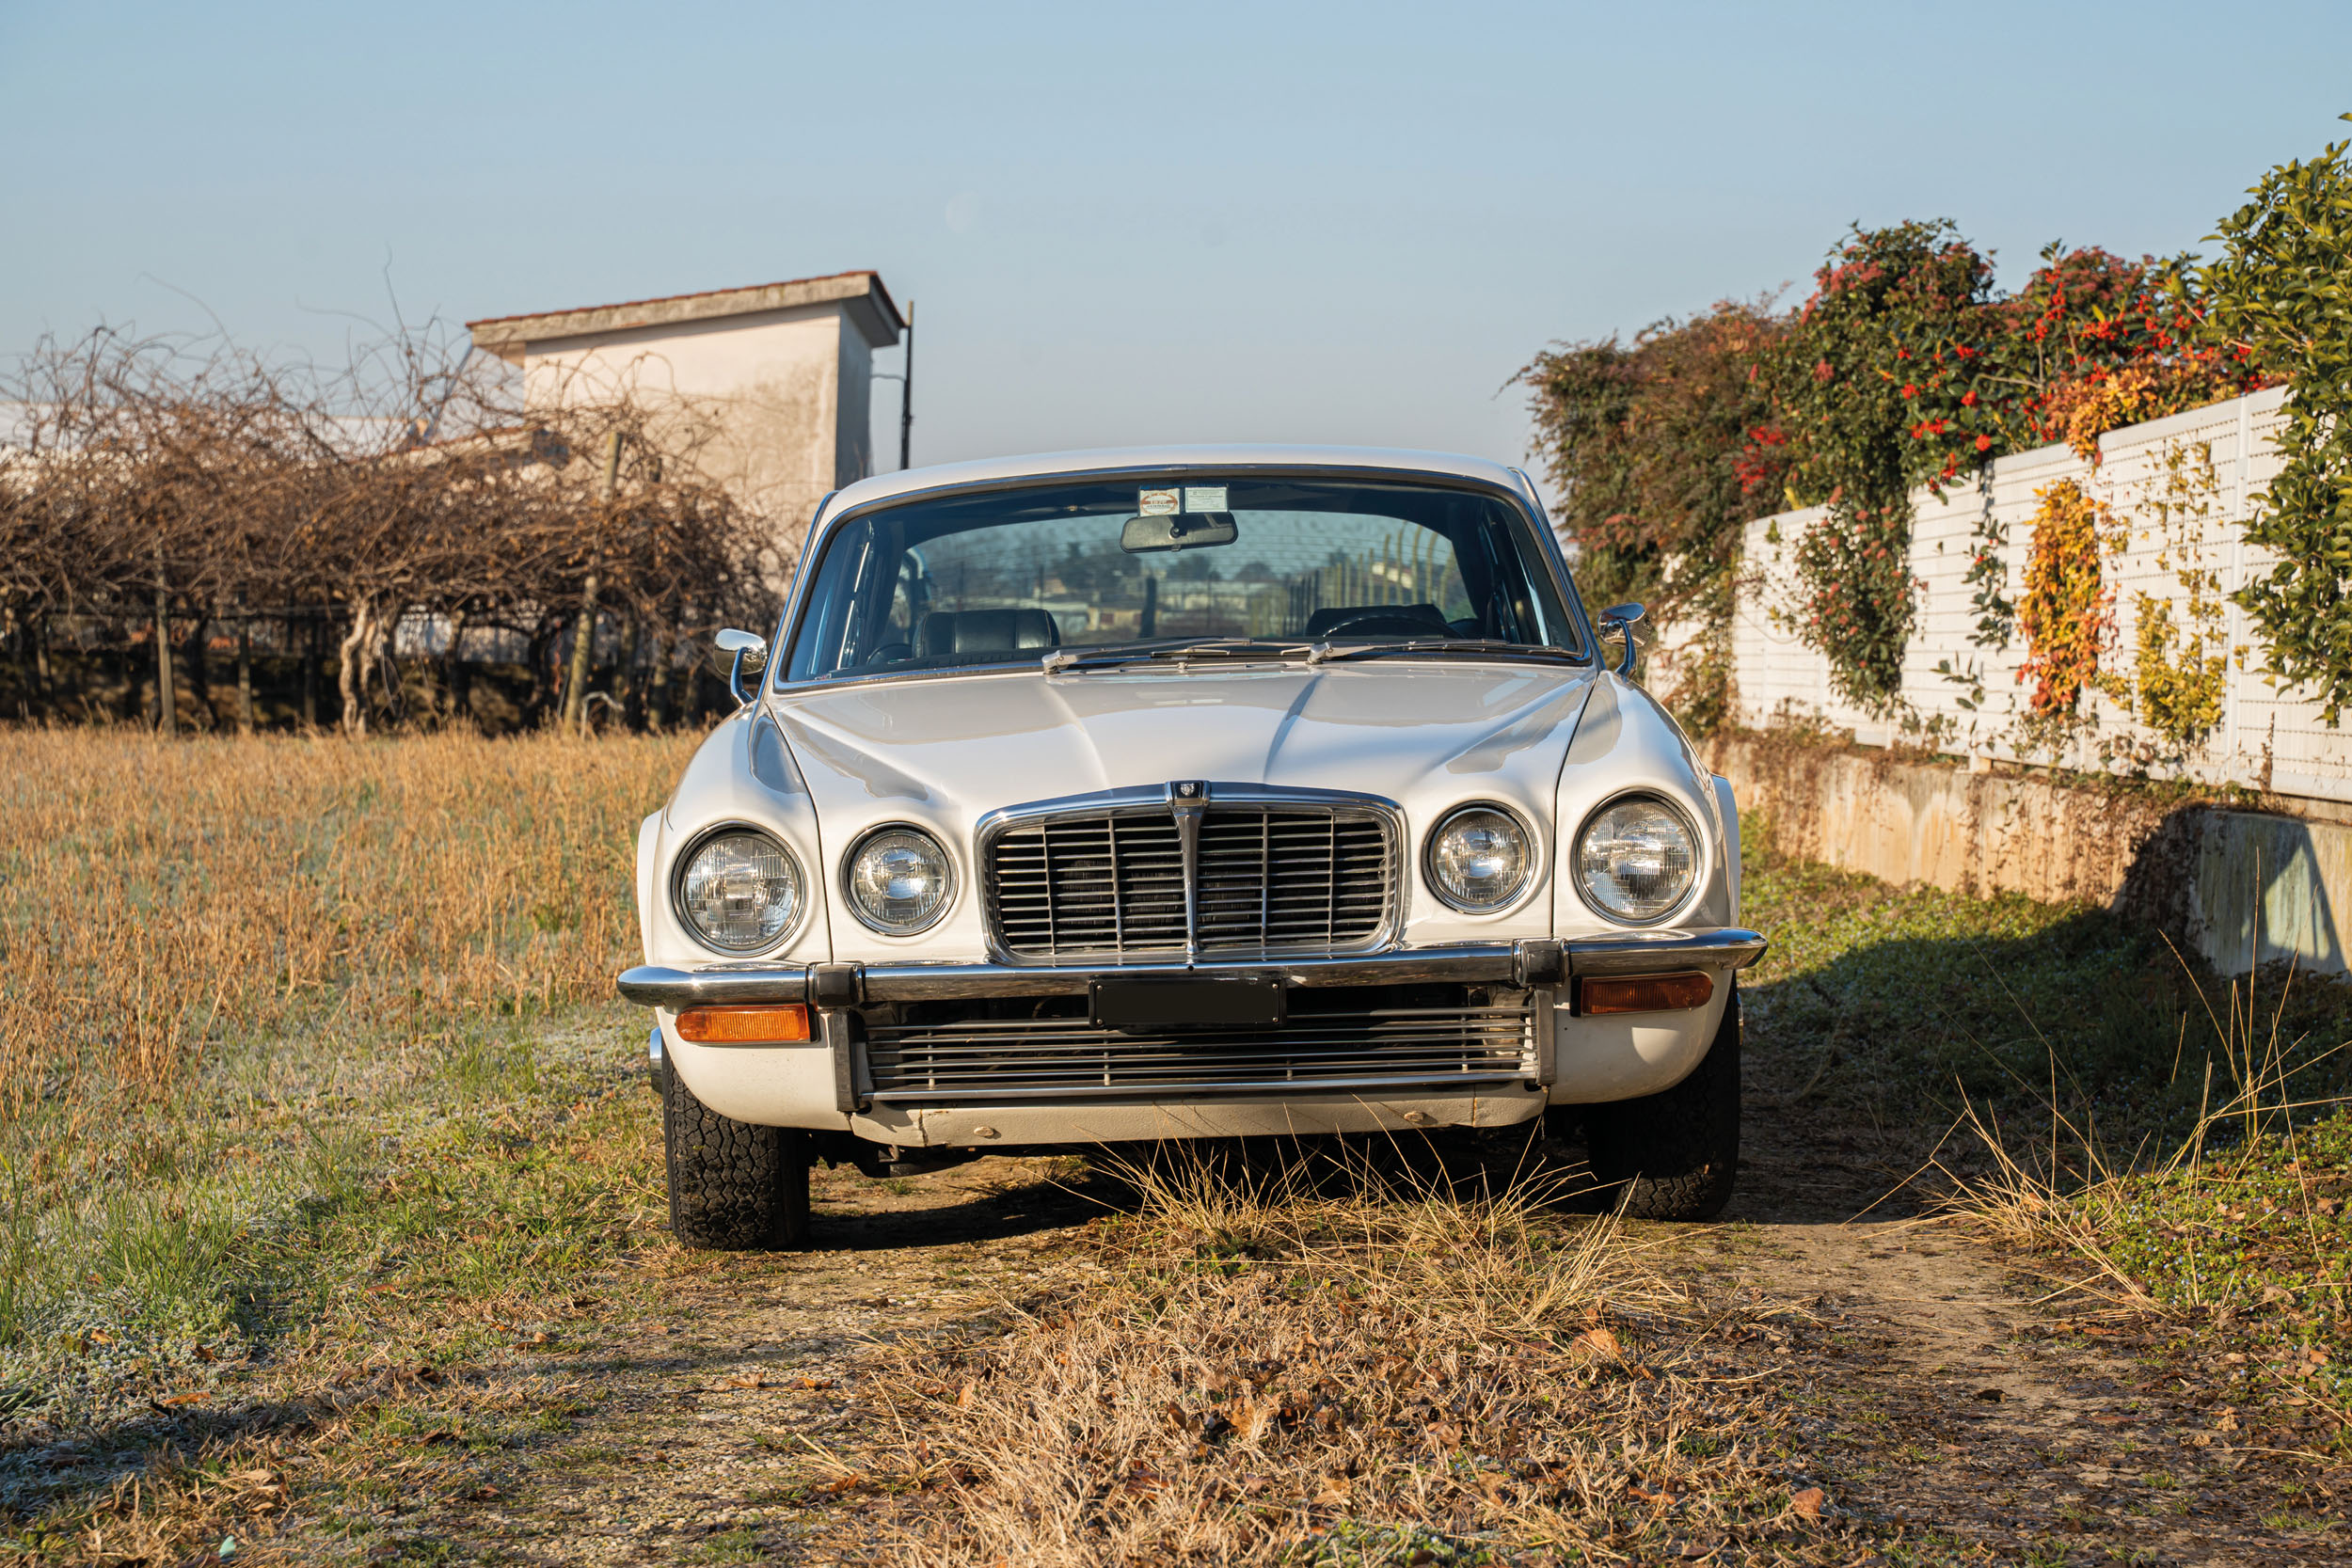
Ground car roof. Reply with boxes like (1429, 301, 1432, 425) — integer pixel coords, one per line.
(819, 444, 1539, 523)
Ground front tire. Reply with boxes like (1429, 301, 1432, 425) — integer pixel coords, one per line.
(662, 1063, 813, 1249)
(1579, 979, 1740, 1220)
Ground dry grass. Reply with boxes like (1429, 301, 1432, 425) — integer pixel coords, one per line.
(1934, 946, 2352, 1439)
(0, 729, 701, 1560)
(0, 726, 696, 1113)
(824, 1153, 1814, 1566)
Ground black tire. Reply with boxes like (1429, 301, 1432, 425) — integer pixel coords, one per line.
(1580, 979, 1740, 1221)
(662, 1064, 813, 1250)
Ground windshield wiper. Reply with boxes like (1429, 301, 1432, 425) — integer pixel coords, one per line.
(1041, 636, 1580, 674)
(1042, 638, 1311, 673)
(1302, 639, 1580, 665)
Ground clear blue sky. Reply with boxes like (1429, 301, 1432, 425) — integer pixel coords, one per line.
(5, 1, 2347, 478)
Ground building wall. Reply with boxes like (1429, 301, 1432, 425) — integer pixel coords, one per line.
(834, 319, 875, 487)
(517, 303, 853, 564)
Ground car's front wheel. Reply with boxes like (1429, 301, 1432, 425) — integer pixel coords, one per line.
(1576, 978, 1740, 1221)
(662, 1061, 813, 1249)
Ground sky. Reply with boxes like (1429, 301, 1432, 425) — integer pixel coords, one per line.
(4, 0, 2349, 483)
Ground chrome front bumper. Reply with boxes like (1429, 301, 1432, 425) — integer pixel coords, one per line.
(616, 928, 1767, 1010)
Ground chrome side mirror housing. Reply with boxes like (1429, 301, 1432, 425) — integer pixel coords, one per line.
(1597, 602, 1645, 678)
(715, 627, 769, 705)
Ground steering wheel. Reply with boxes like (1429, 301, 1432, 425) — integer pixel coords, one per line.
(1315, 609, 1450, 638)
(866, 641, 916, 664)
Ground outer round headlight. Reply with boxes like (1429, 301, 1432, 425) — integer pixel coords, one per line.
(1425, 805, 1534, 913)
(844, 825, 955, 935)
(1574, 796, 1696, 923)
(675, 828, 803, 953)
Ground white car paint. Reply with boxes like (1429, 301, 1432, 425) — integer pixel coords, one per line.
(634, 445, 1746, 1143)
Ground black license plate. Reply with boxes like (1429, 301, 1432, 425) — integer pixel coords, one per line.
(1091, 976, 1285, 1032)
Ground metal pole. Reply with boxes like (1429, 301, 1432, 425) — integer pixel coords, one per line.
(899, 299, 914, 470)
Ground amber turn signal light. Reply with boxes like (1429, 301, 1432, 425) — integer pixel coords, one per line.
(674, 1004, 811, 1043)
(1579, 971, 1713, 1016)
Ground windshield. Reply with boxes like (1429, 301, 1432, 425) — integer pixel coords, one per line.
(781, 474, 1584, 684)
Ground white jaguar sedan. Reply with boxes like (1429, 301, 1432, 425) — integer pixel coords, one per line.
(618, 446, 1763, 1246)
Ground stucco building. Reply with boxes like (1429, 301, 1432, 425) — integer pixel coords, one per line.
(467, 270, 903, 562)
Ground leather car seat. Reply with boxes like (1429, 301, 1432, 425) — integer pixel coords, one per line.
(914, 609, 1063, 657)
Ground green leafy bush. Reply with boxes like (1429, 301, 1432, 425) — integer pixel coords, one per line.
(1518, 300, 1788, 732)
(2204, 118, 2352, 724)
(1772, 221, 1999, 707)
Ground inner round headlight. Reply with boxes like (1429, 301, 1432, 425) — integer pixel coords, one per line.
(1575, 796, 1696, 923)
(1425, 805, 1534, 913)
(676, 828, 803, 953)
(844, 826, 955, 934)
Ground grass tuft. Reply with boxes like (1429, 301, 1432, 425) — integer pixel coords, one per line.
(823, 1148, 1806, 1565)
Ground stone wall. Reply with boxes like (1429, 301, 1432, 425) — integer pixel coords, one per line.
(1706, 735, 2350, 979)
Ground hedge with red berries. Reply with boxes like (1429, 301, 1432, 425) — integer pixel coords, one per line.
(1523, 198, 2278, 721)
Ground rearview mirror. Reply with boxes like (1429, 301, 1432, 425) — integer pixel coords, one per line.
(1120, 512, 1238, 554)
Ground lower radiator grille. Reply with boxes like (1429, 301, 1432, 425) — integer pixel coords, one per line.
(864, 1000, 1534, 1102)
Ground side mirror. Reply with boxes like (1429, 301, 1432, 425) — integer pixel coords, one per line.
(1597, 603, 1645, 678)
(715, 627, 769, 705)
(1120, 512, 1238, 554)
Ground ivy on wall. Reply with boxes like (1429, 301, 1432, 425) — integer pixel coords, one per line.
(2119, 442, 2231, 748)
(2016, 480, 2112, 718)
(2204, 118, 2352, 725)
(1517, 139, 2317, 734)
(1772, 221, 1999, 709)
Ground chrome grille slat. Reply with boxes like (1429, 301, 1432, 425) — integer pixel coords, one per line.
(983, 794, 1396, 964)
(866, 1002, 1534, 1101)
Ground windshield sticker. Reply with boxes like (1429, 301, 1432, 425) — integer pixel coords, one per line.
(1137, 487, 1181, 515)
(1184, 485, 1228, 513)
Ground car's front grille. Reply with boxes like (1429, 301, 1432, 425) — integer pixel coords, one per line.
(983, 790, 1396, 964)
(864, 996, 1534, 1101)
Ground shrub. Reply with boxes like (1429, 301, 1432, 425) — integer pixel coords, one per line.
(2203, 118, 2352, 725)
(1518, 300, 1788, 732)
(1773, 221, 1999, 707)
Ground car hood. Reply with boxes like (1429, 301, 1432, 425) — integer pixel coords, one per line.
(768, 662, 1600, 817)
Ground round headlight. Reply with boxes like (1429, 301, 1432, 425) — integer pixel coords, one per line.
(1425, 805, 1534, 913)
(1575, 796, 1696, 923)
(676, 828, 803, 953)
(844, 826, 955, 935)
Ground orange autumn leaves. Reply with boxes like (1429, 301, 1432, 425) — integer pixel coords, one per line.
(2018, 480, 2113, 716)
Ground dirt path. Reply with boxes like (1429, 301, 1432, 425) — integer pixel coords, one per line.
(1701, 1088, 2345, 1563)
(359, 1159, 1096, 1565)
(351, 1115, 2345, 1566)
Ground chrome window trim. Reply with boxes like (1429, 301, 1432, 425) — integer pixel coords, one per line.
(1568, 788, 1707, 929)
(768, 463, 1596, 695)
(974, 781, 1408, 967)
(669, 820, 810, 958)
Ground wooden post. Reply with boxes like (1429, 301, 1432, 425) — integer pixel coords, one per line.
(646, 617, 672, 731)
(564, 431, 620, 736)
(441, 607, 470, 726)
(153, 546, 175, 737)
(236, 617, 254, 735)
(302, 611, 320, 729)
(616, 613, 642, 730)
